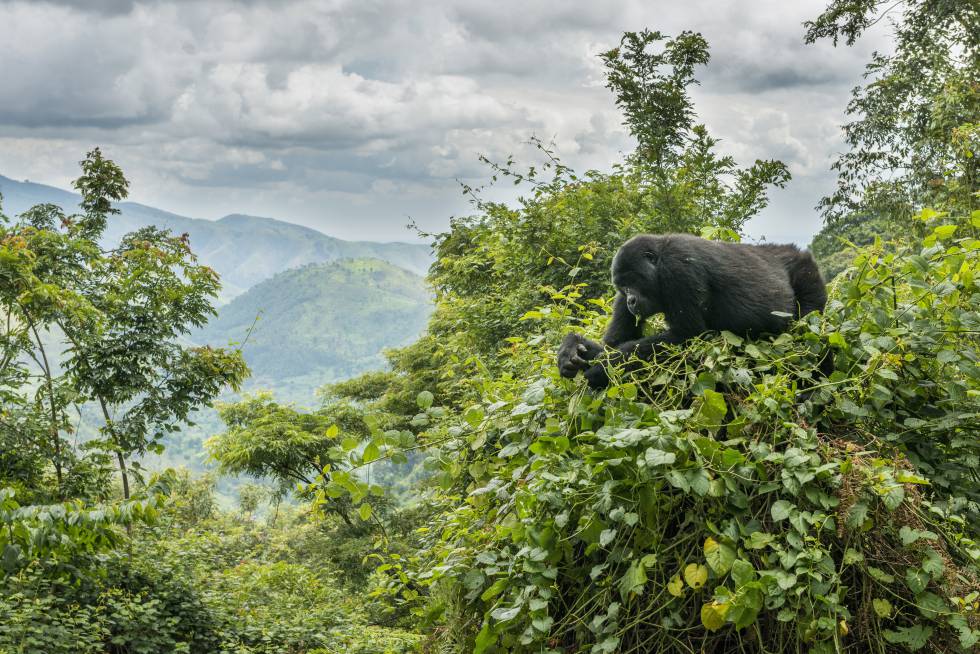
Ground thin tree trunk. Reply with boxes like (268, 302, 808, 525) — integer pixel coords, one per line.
(115, 450, 131, 500)
(97, 397, 129, 500)
(29, 323, 63, 497)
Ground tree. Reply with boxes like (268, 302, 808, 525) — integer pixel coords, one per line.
(208, 394, 372, 526)
(805, 0, 979, 266)
(0, 149, 248, 500)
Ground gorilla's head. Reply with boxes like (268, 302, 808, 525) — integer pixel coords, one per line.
(610, 234, 664, 319)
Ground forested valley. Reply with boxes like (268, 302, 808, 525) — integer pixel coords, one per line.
(1, 1, 978, 652)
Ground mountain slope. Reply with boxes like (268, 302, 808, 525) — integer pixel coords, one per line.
(194, 258, 431, 402)
(0, 175, 432, 300)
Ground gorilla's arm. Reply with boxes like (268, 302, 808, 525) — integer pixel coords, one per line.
(557, 293, 642, 379)
(582, 261, 710, 389)
(582, 316, 707, 389)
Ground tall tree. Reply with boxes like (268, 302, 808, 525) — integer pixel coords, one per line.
(0, 150, 248, 499)
(806, 0, 979, 248)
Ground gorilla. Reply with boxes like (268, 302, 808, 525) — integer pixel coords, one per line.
(557, 233, 828, 389)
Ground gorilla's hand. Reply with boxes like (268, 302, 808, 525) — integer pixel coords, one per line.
(582, 347, 630, 390)
(557, 333, 602, 379)
(583, 362, 610, 389)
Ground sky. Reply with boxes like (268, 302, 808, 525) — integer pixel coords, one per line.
(0, 0, 888, 245)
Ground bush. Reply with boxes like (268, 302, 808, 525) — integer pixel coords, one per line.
(399, 210, 980, 652)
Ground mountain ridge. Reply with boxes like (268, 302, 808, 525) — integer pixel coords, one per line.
(0, 174, 433, 301)
(194, 256, 431, 403)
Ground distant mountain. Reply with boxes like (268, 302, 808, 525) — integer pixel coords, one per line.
(194, 258, 431, 403)
(0, 175, 432, 301)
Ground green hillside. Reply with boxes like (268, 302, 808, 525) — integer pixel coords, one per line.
(0, 175, 432, 301)
(194, 258, 431, 402)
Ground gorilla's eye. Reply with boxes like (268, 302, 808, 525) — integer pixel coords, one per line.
(644, 251, 659, 264)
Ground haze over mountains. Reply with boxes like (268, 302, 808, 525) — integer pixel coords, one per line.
(196, 258, 432, 402)
(2, 172, 434, 477)
(0, 174, 432, 301)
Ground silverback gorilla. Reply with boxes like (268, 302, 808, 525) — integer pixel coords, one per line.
(557, 234, 828, 389)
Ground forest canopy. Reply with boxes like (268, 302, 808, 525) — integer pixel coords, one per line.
(1, 1, 978, 653)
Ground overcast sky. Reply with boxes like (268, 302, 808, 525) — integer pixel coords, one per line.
(0, 0, 888, 245)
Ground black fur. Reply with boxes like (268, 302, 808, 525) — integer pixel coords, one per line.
(557, 234, 828, 389)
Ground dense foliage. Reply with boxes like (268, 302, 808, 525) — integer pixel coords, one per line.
(319, 21, 980, 654)
(383, 207, 978, 653)
(2, 2, 978, 652)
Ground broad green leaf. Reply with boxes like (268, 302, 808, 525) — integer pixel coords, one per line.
(491, 605, 521, 622)
(481, 578, 508, 601)
(473, 624, 495, 654)
(730, 560, 755, 587)
(362, 441, 380, 463)
(416, 390, 434, 409)
(464, 405, 484, 427)
(872, 598, 892, 618)
(905, 568, 929, 594)
(704, 537, 736, 575)
(770, 500, 793, 521)
(618, 561, 647, 599)
(883, 625, 933, 650)
(644, 448, 676, 467)
(358, 503, 372, 521)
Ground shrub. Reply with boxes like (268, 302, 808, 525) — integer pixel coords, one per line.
(398, 210, 980, 652)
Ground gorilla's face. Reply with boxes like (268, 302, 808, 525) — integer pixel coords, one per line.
(611, 235, 662, 319)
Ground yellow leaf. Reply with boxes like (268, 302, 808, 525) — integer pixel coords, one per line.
(667, 575, 684, 597)
(684, 563, 708, 589)
(701, 601, 729, 631)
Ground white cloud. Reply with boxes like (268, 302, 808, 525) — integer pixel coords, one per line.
(0, 0, 888, 244)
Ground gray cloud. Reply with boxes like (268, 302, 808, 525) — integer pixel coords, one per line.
(0, 0, 887, 244)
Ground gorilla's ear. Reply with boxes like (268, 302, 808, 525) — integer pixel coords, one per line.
(643, 251, 659, 264)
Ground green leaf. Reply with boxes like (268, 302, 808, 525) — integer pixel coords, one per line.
(745, 532, 774, 550)
(770, 500, 793, 521)
(481, 578, 508, 601)
(416, 390, 434, 409)
(666, 574, 684, 597)
(618, 560, 648, 599)
(464, 405, 484, 427)
(358, 503, 372, 521)
(473, 624, 495, 654)
(362, 441, 380, 463)
(730, 560, 755, 587)
(721, 331, 743, 346)
(921, 549, 944, 579)
(697, 389, 728, 426)
(644, 448, 676, 467)
(704, 537, 736, 575)
(899, 526, 937, 545)
(491, 605, 521, 622)
(883, 625, 932, 650)
(868, 566, 895, 584)
(905, 568, 929, 594)
(872, 598, 892, 618)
